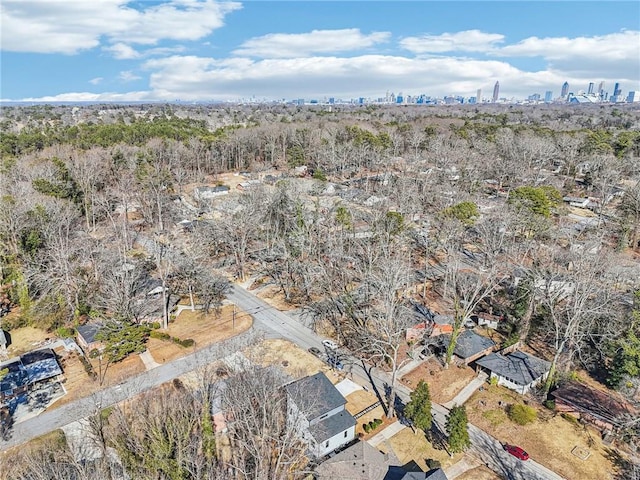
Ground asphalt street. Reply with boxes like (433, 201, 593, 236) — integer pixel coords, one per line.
(1, 284, 566, 479)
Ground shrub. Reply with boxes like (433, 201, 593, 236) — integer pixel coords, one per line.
(561, 413, 579, 425)
(489, 376, 498, 386)
(180, 338, 195, 348)
(363, 423, 370, 433)
(150, 330, 170, 341)
(426, 459, 442, 470)
(508, 404, 537, 425)
(544, 400, 556, 410)
(78, 354, 97, 381)
(56, 326, 75, 338)
(149, 322, 161, 330)
(374, 418, 383, 427)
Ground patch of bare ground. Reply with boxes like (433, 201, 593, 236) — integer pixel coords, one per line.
(53, 348, 97, 407)
(147, 304, 252, 364)
(245, 338, 341, 381)
(400, 358, 476, 404)
(5, 326, 51, 357)
(466, 384, 616, 480)
(456, 464, 502, 480)
(253, 284, 299, 311)
(378, 427, 463, 472)
(93, 353, 146, 386)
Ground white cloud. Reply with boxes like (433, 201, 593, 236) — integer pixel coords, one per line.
(400, 30, 505, 54)
(140, 54, 565, 100)
(1, 0, 241, 54)
(232, 29, 391, 58)
(119, 70, 142, 82)
(19, 90, 153, 102)
(89, 77, 103, 85)
(104, 43, 141, 60)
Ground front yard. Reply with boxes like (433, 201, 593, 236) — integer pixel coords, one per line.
(400, 358, 476, 404)
(466, 384, 618, 480)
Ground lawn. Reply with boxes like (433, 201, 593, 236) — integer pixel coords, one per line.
(456, 465, 502, 480)
(146, 304, 252, 364)
(5, 326, 51, 356)
(54, 348, 97, 407)
(466, 384, 617, 480)
(378, 427, 463, 472)
(401, 358, 476, 404)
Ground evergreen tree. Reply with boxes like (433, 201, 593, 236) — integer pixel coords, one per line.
(446, 405, 471, 453)
(404, 380, 432, 432)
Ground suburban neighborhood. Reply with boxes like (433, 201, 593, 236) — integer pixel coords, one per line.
(0, 102, 639, 480)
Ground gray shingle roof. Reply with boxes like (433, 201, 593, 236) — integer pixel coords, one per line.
(308, 410, 356, 443)
(449, 330, 495, 359)
(315, 440, 401, 480)
(285, 372, 346, 421)
(77, 324, 102, 344)
(476, 351, 550, 386)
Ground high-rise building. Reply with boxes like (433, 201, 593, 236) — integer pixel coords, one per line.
(614, 82, 621, 96)
(476, 89, 482, 103)
(627, 91, 640, 103)
(544, 91, 553, 103)
(598, 81, 605, 93)
(561, 81, 569, 98)
(492, 81, 500, 103)
(587, 82, 595, 95)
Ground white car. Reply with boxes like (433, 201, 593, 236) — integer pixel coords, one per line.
(322, 339, 339, 350)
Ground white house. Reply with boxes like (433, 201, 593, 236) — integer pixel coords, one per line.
(285, 372, 356, 458)
(193, 185, 230, 200)
(475, 350, 551, 395)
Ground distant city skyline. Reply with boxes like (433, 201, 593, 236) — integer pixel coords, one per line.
(1, 1, 639, 103)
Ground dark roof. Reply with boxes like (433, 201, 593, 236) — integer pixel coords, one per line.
(21, 349, 62, 383)
(0, 360, 27, 396)
(285, 372, 346, 421)
(448, 330, 495, 359)
(308, 410, 357, 443)
(551, 381, 637, 424)
(425, 469, 449, 480)
(315, 440, 401, 480)
(77, 324, 103, 344)
(476, 351, 550, 386)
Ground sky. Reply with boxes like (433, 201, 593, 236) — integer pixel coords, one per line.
(1, 0, 639, 103)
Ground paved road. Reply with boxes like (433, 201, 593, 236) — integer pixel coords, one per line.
(0, 331, 256, 451)
(2, 284, 567, 479)
(228, 284, 566, 480)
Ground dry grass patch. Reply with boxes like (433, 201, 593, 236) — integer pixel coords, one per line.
(92, 354, 146, 386)
(401, 358, 476, 404)
(456, 465, 502, 480)
(147, 305, 252, 363)
(378, 427, 461, 472)
(467, 385, 615, 480)
(246, 339, 339, 381)
(5, 326, 51, 356)
(53, 350, 98, 407)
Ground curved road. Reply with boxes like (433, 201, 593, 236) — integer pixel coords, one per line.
(2, 284, 566, 480)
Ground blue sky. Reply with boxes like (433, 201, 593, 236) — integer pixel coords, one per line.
(1, 1, 639, 102)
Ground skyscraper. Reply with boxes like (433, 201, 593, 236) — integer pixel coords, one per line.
(561, 82, 569, 98)
(476, 89, 482, 103)
(614, 82, 621, 96)
(492, 81, 500, 103)
(587, 82, 595, 95)
(544, 91, 553, 103)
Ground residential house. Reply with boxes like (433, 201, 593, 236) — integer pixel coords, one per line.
(551, 381, 638, 435)
(236, 179, 261, 190)
(406, 303, 454, 342)
(76, 324, 104, 353)
(474, 312, 504, 330)
(445, 330, 496, 365)
(0, 348, 62, 406)
(193, 185, 230, 201)
(285, 372, 356, 458)
(314, 440, 448, 480)
(562, 196, 591, 209)
(476, 350, 551, 395)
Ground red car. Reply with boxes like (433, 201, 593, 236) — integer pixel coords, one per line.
(504, 444, 529, 461)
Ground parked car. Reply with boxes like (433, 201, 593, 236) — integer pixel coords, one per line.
(308, 347, 322, 357)
(329, 357, 344, 371)
(322, 339, 339, 350)
(504, 444, 529, 461)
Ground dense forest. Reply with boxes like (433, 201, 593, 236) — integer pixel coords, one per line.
(1, 102, 639, 479)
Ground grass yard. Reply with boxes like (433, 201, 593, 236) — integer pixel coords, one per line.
(146, 304, 252, 364)
(466, 384, 617, 480)
(456, 465, 502, 480)
(54, 349, 98, 407)
(5, 326, 51, 356)
(378, 427, 463, 472)
(245, 338, 341, 381)
(92, 353, 146, 386)
(401, 358, 476, 404)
